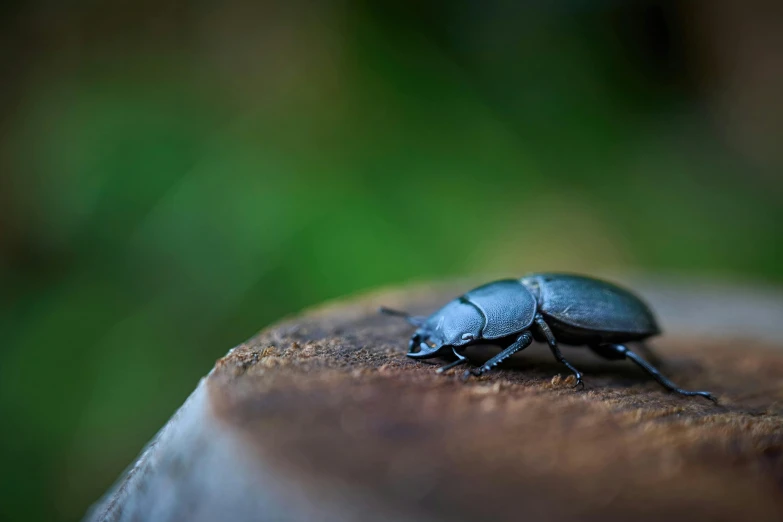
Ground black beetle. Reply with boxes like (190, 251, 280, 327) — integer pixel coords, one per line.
(380, 273, 716, 402)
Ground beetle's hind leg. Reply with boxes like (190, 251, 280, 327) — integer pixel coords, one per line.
(635, 342, 664, 368)
(590, 344, 717, 403)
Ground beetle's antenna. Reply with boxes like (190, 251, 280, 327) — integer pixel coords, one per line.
(378, 307, 426, 327)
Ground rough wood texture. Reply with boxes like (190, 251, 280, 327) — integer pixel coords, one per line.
(87, 279, 783, 522)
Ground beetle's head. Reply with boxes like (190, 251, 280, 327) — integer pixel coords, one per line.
(378, 307, 451, 359)
(379, 304, 480, 360)
(406, 329, 450, 359)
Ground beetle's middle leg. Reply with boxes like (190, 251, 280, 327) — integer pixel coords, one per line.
(534, 314, 584, 388)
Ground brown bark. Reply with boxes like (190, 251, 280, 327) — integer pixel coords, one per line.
(88, 280, 783, 522)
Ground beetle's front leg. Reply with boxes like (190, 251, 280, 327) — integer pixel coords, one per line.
(408, 334, 421, 354)
(463, 331, 533, 379)
(534, 314, 584, 389)
(436, 348, 468, 374)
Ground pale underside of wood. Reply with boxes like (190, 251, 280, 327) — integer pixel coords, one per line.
(88, 280, 783, 522)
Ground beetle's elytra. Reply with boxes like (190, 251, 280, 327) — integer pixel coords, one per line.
(380, 273, 717, 402)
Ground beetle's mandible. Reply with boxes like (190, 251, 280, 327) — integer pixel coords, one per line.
(380, 273, 717, 402)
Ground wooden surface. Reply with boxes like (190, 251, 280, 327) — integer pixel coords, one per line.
(87, 278, 783, 522)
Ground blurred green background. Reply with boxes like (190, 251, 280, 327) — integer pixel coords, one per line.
(1, 1, 782, 521)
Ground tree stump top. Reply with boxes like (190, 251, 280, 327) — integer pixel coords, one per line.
(88, 278, 783, 522)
